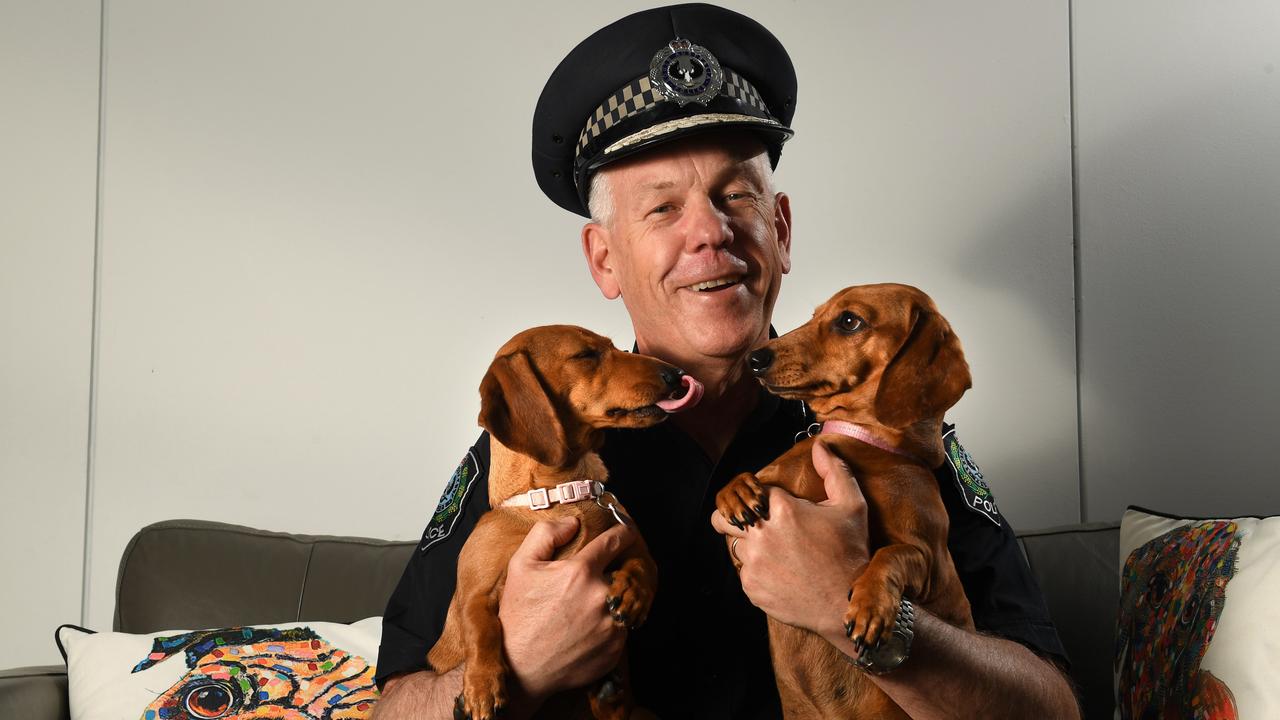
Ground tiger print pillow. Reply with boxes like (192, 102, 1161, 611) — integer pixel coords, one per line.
(57, 617, 381, 720)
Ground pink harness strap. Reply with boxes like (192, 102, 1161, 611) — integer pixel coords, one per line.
(501, 480, 603, 511)
(819, 420, 926, 466)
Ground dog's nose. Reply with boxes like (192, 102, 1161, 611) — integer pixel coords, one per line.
(748, 348, 774, 376)
(660, 367, 684, 389)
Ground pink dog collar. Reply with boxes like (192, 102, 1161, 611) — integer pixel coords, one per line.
(502, 480, 604, 511)
(819, 420, 926, 465)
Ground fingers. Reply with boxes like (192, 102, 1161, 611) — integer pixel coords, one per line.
(510, 516, 580, 564)
(575, 520, 638, 573)
(812, 438, 866, 508)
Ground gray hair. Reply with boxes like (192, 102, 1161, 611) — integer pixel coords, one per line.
(587, 170, 614, 227)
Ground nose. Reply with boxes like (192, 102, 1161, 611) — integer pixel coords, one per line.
(660, 367, 685, 390)
(747, 348, 774, 376)
(684, 196, 733, 253)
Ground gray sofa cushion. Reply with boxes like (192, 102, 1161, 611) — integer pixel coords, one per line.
(1018, 521, 1119, 720)
(0, 666, 69, 720)
(113, 519, 415, 633)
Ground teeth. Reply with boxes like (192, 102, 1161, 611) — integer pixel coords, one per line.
(692, 278, 737, 291)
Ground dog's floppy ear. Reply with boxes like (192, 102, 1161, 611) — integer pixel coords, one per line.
(873, 306, 972, 428)
(478, 351, 570, 468)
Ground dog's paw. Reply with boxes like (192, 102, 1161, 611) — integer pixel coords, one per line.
(456, 667, 507, 720)
(715, 473, 768, 528)
(844, 583, 901, 650)
(605, 569, 653, 628)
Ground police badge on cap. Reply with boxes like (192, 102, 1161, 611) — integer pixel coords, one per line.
(532, 3, 798, 218)
(650, 39, 723, 106)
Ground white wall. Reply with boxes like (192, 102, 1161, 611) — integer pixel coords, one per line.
(0, 0, 101, 668)
(1074, 0, 1280, 521)
(11, 0, 1272, 668)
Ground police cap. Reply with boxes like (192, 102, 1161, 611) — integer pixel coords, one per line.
(532, 3, 797, 218)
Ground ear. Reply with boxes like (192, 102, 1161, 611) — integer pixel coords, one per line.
(582, 222, 621, 299)
(478, 351, 571, 467)
(774, 191, 792, 275)
(873, 307, 972, 427)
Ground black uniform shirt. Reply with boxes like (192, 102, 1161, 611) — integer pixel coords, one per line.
(377, 390, 1067, 718)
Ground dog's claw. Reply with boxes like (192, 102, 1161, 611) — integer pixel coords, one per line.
(845, 620, 855, 638)
(453, 696, 469, 720)
(606, 596, 620, 612)
(753, 503, 767, 519)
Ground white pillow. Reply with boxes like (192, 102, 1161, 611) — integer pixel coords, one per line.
(1116, 507, 1280, 719)
(57, 617, 381, 720)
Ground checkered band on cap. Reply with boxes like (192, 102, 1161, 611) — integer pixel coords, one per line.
(575, 67, 775, 163)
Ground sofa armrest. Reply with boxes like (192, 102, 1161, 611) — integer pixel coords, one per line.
(0, 665, 70, 720)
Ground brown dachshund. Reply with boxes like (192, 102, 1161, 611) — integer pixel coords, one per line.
(428, 325, 702, 720)
(715, 283, 976, 719)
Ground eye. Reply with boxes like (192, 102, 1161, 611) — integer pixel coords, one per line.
(571, 348, 602, 362)
(184, 682, 235, 718)
(833, 311, 865, 335)
(649, 203, 677, 216)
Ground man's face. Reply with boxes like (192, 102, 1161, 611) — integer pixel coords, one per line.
(582, 133, 792, 366)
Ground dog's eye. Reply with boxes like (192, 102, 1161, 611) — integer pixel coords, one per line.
(571, 349, 602, 362)
(833, 311, 865, 335)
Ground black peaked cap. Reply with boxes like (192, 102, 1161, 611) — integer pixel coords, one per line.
(532, 3, 797, 217)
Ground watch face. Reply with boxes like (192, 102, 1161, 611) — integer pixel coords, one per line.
(869, 634, 910, 668)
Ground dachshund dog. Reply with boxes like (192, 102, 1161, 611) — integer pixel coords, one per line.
(428, 325, 702, 720)
(715, 283, 975, 719)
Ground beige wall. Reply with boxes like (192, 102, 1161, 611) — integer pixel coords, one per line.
(1074, 0, 1280, 520)
(0, 0, 101, 667)
(5, 0, 1272, 669)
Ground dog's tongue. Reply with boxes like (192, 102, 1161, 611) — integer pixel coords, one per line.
(657, 374, 704, 413)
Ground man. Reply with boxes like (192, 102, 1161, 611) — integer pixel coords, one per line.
(375, 5, 1080, 718)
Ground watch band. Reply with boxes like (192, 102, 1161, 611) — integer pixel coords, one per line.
(848, 598, 915, 674)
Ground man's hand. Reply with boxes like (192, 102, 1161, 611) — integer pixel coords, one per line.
(499, 516, 634, 705)
(710, 439, 871, 637)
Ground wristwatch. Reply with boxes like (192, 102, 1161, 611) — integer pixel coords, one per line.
(850, 598, 915, 674)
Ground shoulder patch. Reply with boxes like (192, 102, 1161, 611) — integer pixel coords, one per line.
(420, 450, 480, 553)
(942, 427, 1002, 527)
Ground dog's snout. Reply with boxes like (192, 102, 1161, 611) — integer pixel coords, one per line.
(748, 348, 774, 376)
(660, 367, 685, 389)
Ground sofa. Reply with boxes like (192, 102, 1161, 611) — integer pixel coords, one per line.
(0, 518, 1123, 719)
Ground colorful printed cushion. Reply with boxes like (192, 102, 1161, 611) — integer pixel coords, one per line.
(1115, 507, 1280, 719)
(57, 616, 381, 720)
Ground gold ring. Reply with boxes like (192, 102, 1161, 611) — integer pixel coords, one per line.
(730, 537, 742, 564)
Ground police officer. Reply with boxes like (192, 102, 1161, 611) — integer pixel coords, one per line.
(375, 5, 1080, 719)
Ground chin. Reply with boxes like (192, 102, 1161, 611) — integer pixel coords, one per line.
(682, 319, 765, 359)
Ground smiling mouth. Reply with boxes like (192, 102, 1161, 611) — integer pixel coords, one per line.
(688, 276, 743, 293)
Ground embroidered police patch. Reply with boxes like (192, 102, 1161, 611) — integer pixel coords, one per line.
(943, 428, 1002, 527)
(420, 450, 479, 553)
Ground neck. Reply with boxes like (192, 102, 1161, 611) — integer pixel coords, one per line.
(487, 437, 608, 506)
(669, 360, 760, 463)
(633, 331, 770, 463)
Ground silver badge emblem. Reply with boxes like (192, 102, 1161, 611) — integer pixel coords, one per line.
(649, 39, 724, 106)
